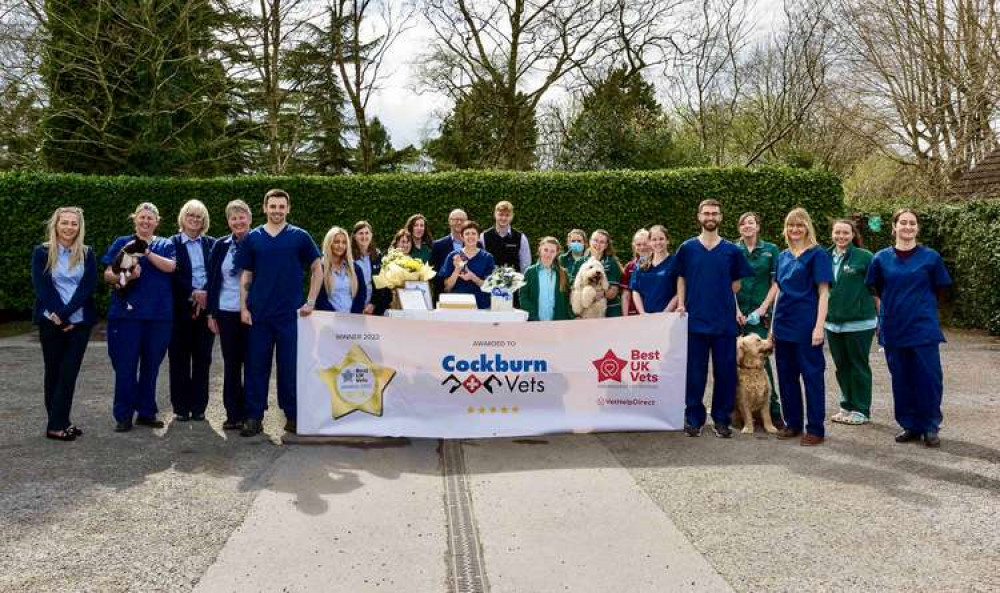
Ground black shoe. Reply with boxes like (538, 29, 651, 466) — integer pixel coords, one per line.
(222, 419, 244, 431)
(684, 424, 703, 437)
(135, 416, 165, 428)
(895, 429, 922, 443)
(924, 432, 941, 448)
(114, 420, 133, 433)
(284, 419, 297, 434)
(46, 429, 77, 441)
(240, 418, 263, 437)
(67, 425, 83, 437)
(174, 414, 190, 422)
(713, 424, 733, 439)
(190, 413, 206, 422)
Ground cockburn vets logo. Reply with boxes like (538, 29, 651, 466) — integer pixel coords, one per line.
(440, 353, 547, 394)
(592, 348, 660, 384)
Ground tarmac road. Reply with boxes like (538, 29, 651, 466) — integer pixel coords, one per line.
(0, 329, 997, 592)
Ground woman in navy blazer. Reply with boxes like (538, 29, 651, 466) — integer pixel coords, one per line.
(206, 200, 252, 430)
(169, 200, 216, 422)
(352, 221, 391, 315)
(316, 226, 368, 313)
(31, 207, 97, 441)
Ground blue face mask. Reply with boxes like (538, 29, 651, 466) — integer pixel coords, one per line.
(569, 241, 584, 254)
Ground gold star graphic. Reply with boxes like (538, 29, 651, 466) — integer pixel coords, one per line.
(317, 344, 395, 419)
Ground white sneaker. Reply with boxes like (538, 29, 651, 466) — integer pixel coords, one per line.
(831, 409, 850, 424)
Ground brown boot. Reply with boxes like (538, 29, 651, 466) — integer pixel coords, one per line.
(800, 433, 824, 446)
(776, 427, 802, 440)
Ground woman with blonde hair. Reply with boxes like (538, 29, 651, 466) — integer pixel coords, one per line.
(102, 202, 177, 432)
(620, 229, 650, 316)
(520, 237, 572, 321)
(772, 207, 833, 446)
(631, 225, 678, 314)
(569, 229, 623, 317)
(168, 199, 216, 422)
(316, 226, 367, 314)
(32, 207, 97, 441)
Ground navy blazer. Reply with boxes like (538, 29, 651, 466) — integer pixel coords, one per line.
(171, 233, 216, 311)
(205, 234, 239, 316)
(31, 244, 98, 326)
(315, 261, 367, 314)
(367, 250, 392, 315)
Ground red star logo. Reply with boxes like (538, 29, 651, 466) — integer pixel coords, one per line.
(592, 349, 628, 383)
(462, 374, 483, 394)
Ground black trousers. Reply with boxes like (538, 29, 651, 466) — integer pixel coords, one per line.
(216, 311, 248, 423)
(39, 323, 91, 432)
(168, 309, 215, 416)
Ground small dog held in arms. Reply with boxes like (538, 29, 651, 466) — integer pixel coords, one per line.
(111, 237, 148, 310)
(733, 334, 779, 434)
(571, 259, 609, 319)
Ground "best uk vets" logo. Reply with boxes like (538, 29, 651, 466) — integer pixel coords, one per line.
(592, 349, 660, 384)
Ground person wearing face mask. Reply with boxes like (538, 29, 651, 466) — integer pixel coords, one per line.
(520, 237, 572, 321)
(736, 212, 782, 426)
(206, 200, 253, 431)
(866, 209, 951, 448)
(825, 219, 878, 427)
(32, 207, 97, 441)
(102, 202, 177, 433)
(168, 200, 216, 423)
(559, 229, 588, 275)
(621, 229, 650, 316)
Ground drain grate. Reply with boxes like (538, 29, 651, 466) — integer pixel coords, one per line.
(441, 440, 490, 593)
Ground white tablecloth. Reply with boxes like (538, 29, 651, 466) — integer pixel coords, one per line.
(385, 309, 529, 323)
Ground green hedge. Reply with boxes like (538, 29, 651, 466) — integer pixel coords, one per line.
(852, 200, 1000, 335)
(1, 168, 843, 312)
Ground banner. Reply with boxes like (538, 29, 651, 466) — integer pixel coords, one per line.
(296, 312, 687, 438)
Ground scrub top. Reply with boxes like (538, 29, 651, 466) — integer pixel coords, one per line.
(866, 245, 952, 348)
(234, 224, 321, 319)
(439, 248, 496, 309)
(674, 238, 753, 336)
(737, 240, 779, 316)
(102, 235, 176, 321)
(569, 254, 624, 316)
(773, 246, 834, 344)
(411, 243, 432, 264)
(630, 255, 678, 314)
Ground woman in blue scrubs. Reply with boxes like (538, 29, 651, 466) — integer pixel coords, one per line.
(206, 200, 253, 430)
(316, 226, 367, 314)
(772, 208, 832, 446)
(440, 221, 496, 310)
(32, 207, 97, 441)
(866, 209, 952, 448)
(631, 225, 678, 314)
(352, 221, 391, 315)
(102, 203, 177, 432)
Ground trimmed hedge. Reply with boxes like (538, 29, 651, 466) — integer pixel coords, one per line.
(1, 168, 843, 312)
(853, 200, 1000, 335)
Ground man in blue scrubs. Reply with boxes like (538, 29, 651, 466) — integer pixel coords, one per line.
(236, 189, 322, 437)
(675, 199, 754, 438)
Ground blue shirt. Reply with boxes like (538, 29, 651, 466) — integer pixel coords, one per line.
(219, 241, 242, 313)
(630, 255, 677, 314)
(675, 238, 754, 336)
(439, 248, 497, 309)
(327, 261, 354, 313)
(773, 246, 834, 344)
(357, 254, 374, 306)
(866, 245, 952, 347)
(49, 245, 86, 324)
(234, 224, 321, 319)
(182, 234, 208, 289)
(102, 236, 176, 321)
(537, 266, 557, 321)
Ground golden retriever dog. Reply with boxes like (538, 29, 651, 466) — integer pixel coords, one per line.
(733, 334, 778, 435)
(571, 259, 609, 319)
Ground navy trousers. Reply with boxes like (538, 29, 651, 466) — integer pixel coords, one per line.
(245, 313, 297, 421)
(168, 309, 215, 417)
(884, 344, 943, 433)
(775, 339, 827, 437)
(685, 332, 738, 428)
(107, 319, 172, 422)
(216, 311, 248, 423)
(39, 323, 91, 431)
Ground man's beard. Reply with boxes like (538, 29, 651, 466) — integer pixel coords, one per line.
(701, 221, 718, 231)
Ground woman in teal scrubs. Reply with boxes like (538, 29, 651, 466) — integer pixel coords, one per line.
(405, 214, 434, 263)
(521, 237, 571, 321)
(569, 230, 623, 317)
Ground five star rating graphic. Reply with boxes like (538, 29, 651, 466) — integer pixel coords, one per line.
(592, 349, 628, 382)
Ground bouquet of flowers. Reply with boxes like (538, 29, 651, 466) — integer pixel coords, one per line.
(373, 248, 436, 289)
(480, 266, 526, 295)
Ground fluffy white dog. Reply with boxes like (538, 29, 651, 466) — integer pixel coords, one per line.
(571, 259, 609, 319)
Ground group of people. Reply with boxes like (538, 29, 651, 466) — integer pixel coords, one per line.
(32, 191, 951, 450)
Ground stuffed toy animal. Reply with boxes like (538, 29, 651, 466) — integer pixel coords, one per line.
(111, 237, 148, 310)
(570, 258, 609, 319)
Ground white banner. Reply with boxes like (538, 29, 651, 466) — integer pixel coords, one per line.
(296, 312, 687, 438)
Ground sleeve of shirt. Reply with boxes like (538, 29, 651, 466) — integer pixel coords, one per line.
(299, 231, 321, 266)
(519, 233, 531, 272)
(234, 235, 255, 272)
(768, 244, 779, 278)
(674, 244, 688, 278)
(732, 247, 754, 280)
(606, 257, 622, 284)
(158, 238, 177, 259)
(812, 249, 834, 284)
(864, 254, 881, 292)
(439, 251, 455, 279)
(482, 253, 496, 279)
(101, 237, 128, 266)
(930, 251, 953, 288)
(629, 267, 640, 292)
